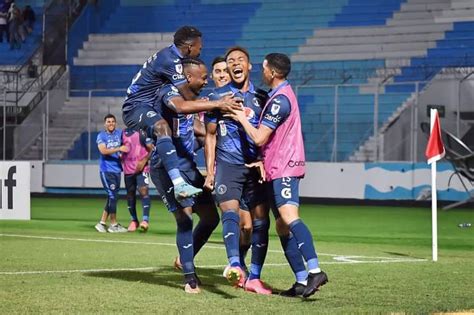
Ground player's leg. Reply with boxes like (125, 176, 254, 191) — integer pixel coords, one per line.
(95, 171, 111, 232)
(136, 172, 151, 232)
(215, 161, 246, 286)
(152, 119, 202, 201)
(124, 174, 139, 232)
(123, 104, 201, 201)
(267, 179, 308, 296)
(149, 165, 200, 293)
(238, 206, 252, 273)
(189, 169, 219, 257)
(243, 171, 271, 295)
(274, 177, 328, 298)
(103, 172, 127, 233)
(244, 202, 271, 295)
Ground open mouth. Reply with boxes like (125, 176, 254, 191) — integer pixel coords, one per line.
(232, 68, 244, 78)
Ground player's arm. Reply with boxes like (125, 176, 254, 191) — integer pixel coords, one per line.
(97, 143, 128, 155)
(193, 116, 206, 137)
(166, 94, 241, 115)
(136, 132, 153, 172)
(204, 121, 217, 191)
(236, 114, 274, 147)
(228, 95, 291, 146)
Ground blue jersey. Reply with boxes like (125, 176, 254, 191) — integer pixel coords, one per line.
(151, 84, 196, 169)
(96, 129, 123, 173)
(123, 45, 187, 111)
(205, 82, 264, 165)
(260, 81, 292, 130)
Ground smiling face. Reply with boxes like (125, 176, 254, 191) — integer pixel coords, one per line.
(185, 63, 208, 96)
(211, 61, 231, 88)
(226, 49, 251, 86)
(104, 117, 116, 133)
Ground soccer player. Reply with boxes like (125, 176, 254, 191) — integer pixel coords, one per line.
(205, 47, 271, 294)
(122, 26, 240, 202)
(209, 55, 254, 277)
(210, 56, 231, 88)
(121, 128, 153, 232)
(95, 114, 129, 233)
(150, 58, 220, 294)
(225, 53, 329, 298)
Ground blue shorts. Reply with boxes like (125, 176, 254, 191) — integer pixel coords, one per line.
(267, 177, 300, 219)
(214, 160, 266, 210)
(150, 164, 213, 212)
(124, 172, 149, 193)
(99, 172, 121, 193)
(122, 103, 162, 137)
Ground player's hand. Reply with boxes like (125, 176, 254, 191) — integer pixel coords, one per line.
(218, 95, 243, 114)
(204, 174, 215, 191)
(119, 145, 129, 153)
(224, 109, 246, 123)
(245, 161, 266, 183)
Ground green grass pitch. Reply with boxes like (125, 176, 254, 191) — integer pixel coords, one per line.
(0, 197, 473, 313)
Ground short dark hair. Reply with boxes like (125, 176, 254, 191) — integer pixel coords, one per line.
(181, 57, 205, 69)
(211, 56, 226, 68)
(265, 53, 291, 78)
(104, 114, 116, 121)
(225, 46, 250, 62)
(173, 26, 202, 47)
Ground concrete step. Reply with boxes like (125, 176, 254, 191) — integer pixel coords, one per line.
(298, 41, 436, 54)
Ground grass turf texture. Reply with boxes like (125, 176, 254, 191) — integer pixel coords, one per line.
(0, 197, 473, 314)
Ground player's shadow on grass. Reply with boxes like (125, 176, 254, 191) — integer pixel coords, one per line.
(85, 266, 237, 298)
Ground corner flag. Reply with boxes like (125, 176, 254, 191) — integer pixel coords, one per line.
(425, 109, 445, 164)
(425, 108, 445, 262)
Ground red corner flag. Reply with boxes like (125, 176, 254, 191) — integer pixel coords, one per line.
(425, 109, 445, 164)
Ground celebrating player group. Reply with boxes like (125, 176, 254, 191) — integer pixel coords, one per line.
(99, 25, 328, 297)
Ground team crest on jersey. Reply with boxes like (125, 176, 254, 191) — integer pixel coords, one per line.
(252, 97, 261, 107)
(146, 111, 157, 118)
(244, 107, 255, 120)
(271, 103, 280, 115)
(217, 184, 227, 195)
(175, 64, 183, 74)
(219, 121, 227, 136)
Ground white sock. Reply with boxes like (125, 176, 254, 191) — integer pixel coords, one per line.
(172, 177, 184, 186)
(297, 280, 308, 286)
(309, 268, 321, 274)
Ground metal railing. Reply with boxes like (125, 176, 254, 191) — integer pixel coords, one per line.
(2, 74, 473, 162)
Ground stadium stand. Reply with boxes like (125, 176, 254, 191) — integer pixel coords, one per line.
(44, 0, 474, 161)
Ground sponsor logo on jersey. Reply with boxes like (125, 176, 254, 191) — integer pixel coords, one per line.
(288, 160, 305, 167)
(271, 103, 280, 115)
(281, 187, 292, 199)
(264, 113, 281, 123)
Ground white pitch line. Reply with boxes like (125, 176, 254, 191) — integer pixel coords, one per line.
(0, 258, 427, 276)
(0, 233, 427, 265)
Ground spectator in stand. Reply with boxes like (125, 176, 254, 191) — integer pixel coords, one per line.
(0, 1, 9, 44)
(22, 5, 35, 34)
(7, 2, 22, 49)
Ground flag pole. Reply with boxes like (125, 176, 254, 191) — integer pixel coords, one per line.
(430, 108, 438, 262)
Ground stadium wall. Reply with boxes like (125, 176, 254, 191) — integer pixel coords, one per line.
(27, 161, 472, 202)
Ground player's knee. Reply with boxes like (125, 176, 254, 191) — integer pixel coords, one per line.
(241, 225, 252, 238)
(153, 119, 171, 139)
(175, 213, 193, 232)
(275, 217, 290, 237)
